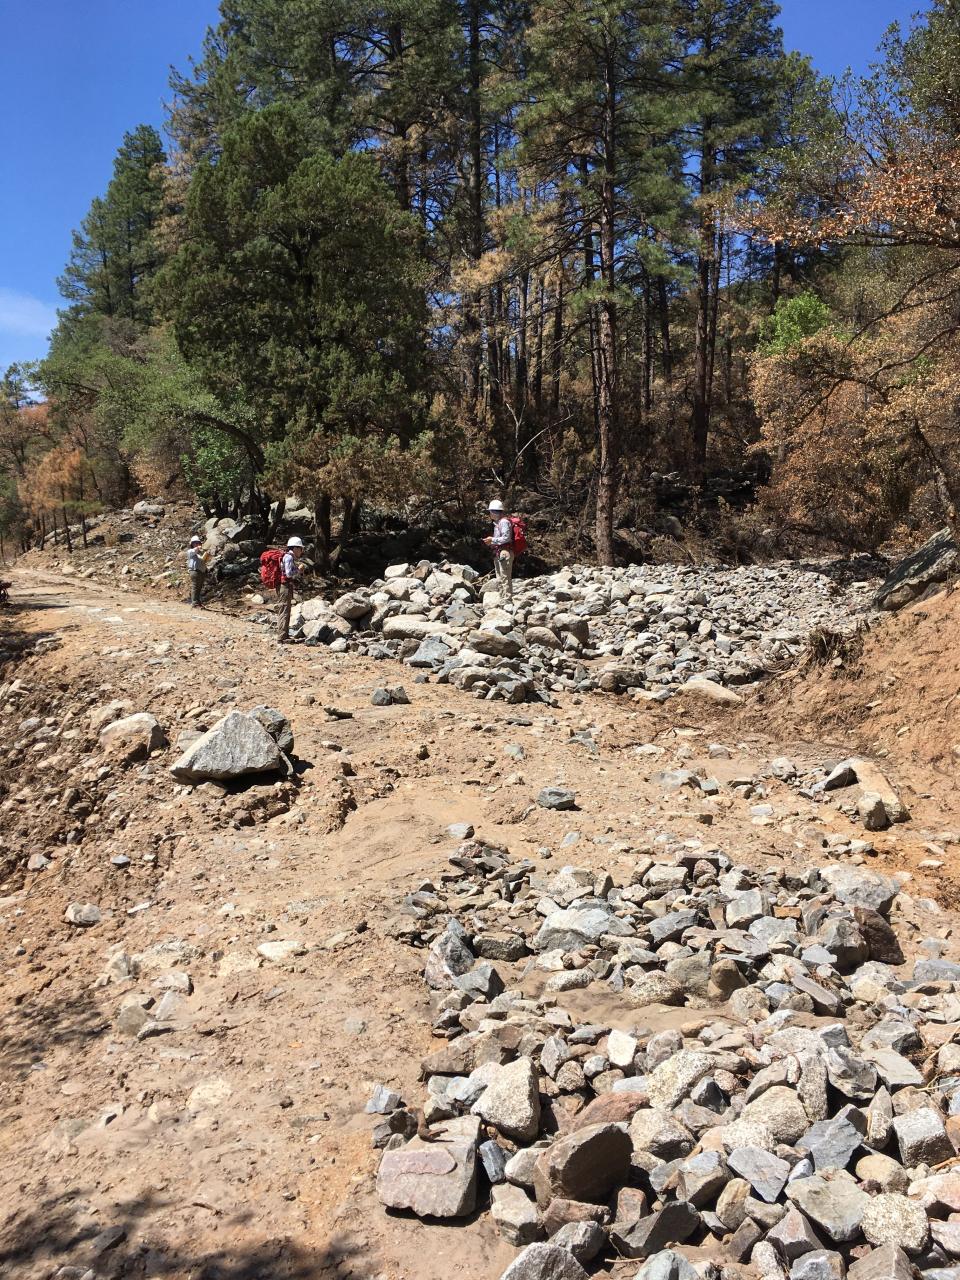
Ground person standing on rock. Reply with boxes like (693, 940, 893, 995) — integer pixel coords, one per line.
(276, 536, 305, 643)
(186, 535, 209, 608)
(484, 500, 514, 604)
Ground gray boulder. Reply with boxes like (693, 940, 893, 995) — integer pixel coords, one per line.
(875, 527, 958, 610)
(473, 1057, 541, 1141)
(170, 710, 283, 781)
(538, 787, 577, 811)
(535, 907, 632, 952)
(498, 1244, 589, 1280)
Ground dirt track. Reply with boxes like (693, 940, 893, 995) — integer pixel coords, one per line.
(1, 570, 958, 1279)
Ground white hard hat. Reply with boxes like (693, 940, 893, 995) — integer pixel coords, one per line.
(287, 536, 305, 548)
(189, 535, 202, 544)
(488, 500, 506, 513)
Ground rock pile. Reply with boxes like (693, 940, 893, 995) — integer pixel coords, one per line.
(282, 560, 877, 704)
(375, 838, 960, 1280)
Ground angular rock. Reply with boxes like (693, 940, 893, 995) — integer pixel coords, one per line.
(535, 908, 633, 952)
(634, 1251, 700, 1280)
(875, 528, 958, 610)
(791, 1250, 846, 1280)
(892, 1107, 953, 1166)
(767, 1207, 826, 1261)
(787, 1175, 869, 1242)
(861, 1193, 929, 1254)
(424, 920, 475, 989)
(550, 1222, 605, 1265)
(64, 902, 102, 927)
(741, 1087, 810, 1145)
(645, 1052, 713, 1111)
(99, 712, 166, 762)
(678, 1150, 728, 1207)
(498, 1244, 589, 1280)
(574, 1092, 646, 1130)
(820, 868, 899, 917)
(610, 1201, 700, 1260)
(540, 1198, 609, 1236)
(170, 711, 282, 781)
(473, 1057, 540, 1142)
(376, 1115, 481, 1219)
(533, 1123, 632, 1207)
(247, 705, 294, 754)
(728, 1146, 791, 1203)
(630, 1109, 695, 1160)
(847, 1245, 914, 1280)
(257, 939, 306, 962)
(538, 788, 578, 811)
(797, 1117, 863, 1173)
(491, 1183, 544, 1245)
(727, 1219, 763, 1263)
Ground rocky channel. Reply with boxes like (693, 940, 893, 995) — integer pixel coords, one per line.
(272, 560, 878, 705)
(372, 835, 960, 1280)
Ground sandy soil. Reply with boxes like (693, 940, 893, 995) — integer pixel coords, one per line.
(1, 569, 958, 1280)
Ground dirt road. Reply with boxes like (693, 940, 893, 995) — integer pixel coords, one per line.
(1, 570, 956, 1279)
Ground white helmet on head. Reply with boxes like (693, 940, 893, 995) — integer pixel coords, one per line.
(189, 535, 202, 544)
(287, 536, 305, 549)
(488, 500, 506, 513)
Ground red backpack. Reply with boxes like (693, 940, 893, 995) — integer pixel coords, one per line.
(509, 515, 528, 557)
(260, 548, 285, 589)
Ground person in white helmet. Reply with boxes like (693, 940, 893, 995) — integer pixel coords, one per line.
(277, 536, 305, 643)
(186, 535, 209, 608)
(483, 500, 514, 603)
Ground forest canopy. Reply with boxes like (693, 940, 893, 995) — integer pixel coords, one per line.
(5, 0, 960, 563)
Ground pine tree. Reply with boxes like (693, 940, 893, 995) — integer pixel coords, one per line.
(58, 125, 167, 326)
(517, 0, 685, 563)
(677, 0, 786, 477)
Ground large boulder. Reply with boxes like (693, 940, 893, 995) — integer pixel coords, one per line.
(875, 527, 958, 610)
(473, 1057, 541, 1141)
(376, 1115, 480, 1218)
(533, 1123, 632, 1206)
(333, 592, 373, 621)
(170, 710, 283, 781)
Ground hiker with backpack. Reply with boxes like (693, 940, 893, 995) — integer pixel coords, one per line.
(260, 536, 305, 643)
(483, 500, 527, 603)
(186, 535, 209, 608)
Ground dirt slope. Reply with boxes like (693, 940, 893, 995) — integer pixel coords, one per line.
(765, 583, 960, 799)
(1, 569, 958, 1279)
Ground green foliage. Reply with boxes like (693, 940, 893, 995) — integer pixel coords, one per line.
(58, 125, 167, 326)
(758, 292, 832, 354)
(158, 102, 429, 501)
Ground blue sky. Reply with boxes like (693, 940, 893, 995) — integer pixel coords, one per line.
(0, 0, 919, 373)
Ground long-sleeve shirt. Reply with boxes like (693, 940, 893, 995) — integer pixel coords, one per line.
(491, 516, 513, 550)
(186, 547, 206, 573)
(281, 551, 300, 581)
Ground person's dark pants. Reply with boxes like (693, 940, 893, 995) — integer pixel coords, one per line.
(190, 569, 207, 607)
(276, 581, 293, 641)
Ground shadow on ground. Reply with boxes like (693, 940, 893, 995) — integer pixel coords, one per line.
(0, 596, 69, 673)
(0, 987, 109, 1080)
(0, 1188, 371, 1278)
